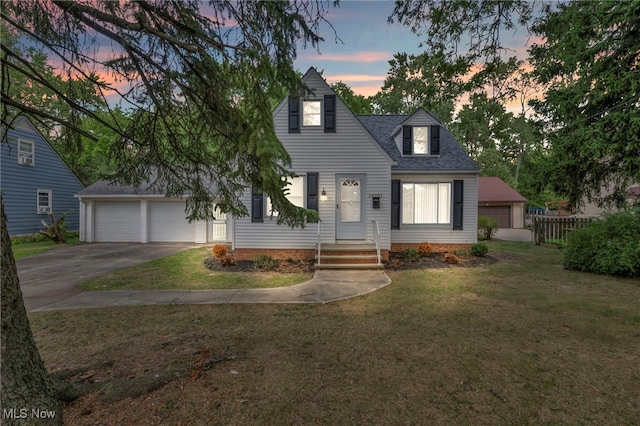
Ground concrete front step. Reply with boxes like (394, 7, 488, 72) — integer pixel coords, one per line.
(318, 254, 379, 261)
(314, 263, 385, 270)
(320, 243, 377, 251)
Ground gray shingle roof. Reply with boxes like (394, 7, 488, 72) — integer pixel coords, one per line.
(356, 114, 480, 172)
(75, 178, 166, 196)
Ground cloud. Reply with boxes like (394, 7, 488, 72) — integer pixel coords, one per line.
(307, 50, 392, 63)
(325, 74, 386, 83)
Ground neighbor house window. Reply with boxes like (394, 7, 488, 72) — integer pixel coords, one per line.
(37, 189, 52, 214)
(413, 127, 428, 154)
(303, 100, 321, 126)
(266, 176, 305, 216)
(402, 183, 451, 224)
(18, 140, 35, 165)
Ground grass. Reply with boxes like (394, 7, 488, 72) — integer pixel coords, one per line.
(29, 241, 640, 424)
(12, 237, 79, 259)
(81, 247, 313, 290)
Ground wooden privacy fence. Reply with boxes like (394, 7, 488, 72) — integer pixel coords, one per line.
(532, 216, 594, 245)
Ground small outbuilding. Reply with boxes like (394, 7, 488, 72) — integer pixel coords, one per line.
(478, 177, 527, 228)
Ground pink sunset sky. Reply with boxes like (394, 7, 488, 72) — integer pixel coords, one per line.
(45, 1, 536, 112)
(295, 0, 536, 105)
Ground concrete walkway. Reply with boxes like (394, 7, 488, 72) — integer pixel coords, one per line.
(16, 243, 391, 312)
(28, 270, 392, 312)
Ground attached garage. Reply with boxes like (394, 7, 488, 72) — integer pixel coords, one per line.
(94, 201, 140, 242)
(478, 177, 527, 229)
(148, 201, 195, 242)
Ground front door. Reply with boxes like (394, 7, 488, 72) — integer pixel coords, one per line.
(212, 206, 227, 241)
(336, 174, 366, 240)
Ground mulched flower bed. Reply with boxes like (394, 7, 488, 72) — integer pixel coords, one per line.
(204, 251, 517, 273)
(204, 257, 315, 273)
(384, 252, 498, 270)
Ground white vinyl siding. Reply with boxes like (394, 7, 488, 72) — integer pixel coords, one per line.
(303, 100, 321, 126)
(402, 183, 450, 224)
(94, 201, 140, 242)
(235, 69, 394, 250)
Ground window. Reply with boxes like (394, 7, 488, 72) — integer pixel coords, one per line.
(402, 125, 440, 156)
(402, 183, 451, 224)
(37, 189, 52, 214)
(266, 176, 305, 216)
(413, 127, 428, 154)
(18, 140, 34, 165)
(303, 100, 321, 126)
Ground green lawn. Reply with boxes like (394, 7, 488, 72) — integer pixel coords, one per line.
(30, 241, 640, 424)
(81, 246, 313, 290)
(12, 237, 79, 260)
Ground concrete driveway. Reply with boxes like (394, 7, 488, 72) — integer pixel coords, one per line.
(494, 228, 533, 242)
(16, 243, 197, 312)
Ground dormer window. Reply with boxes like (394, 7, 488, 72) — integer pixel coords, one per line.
(288, 95, 336, 133)
(402, 125, 440, 156)
(303, 100, 321, 126)
(413, 127, 428, 154)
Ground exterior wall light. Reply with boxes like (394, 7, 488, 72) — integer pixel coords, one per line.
(320, 188, 327, 202)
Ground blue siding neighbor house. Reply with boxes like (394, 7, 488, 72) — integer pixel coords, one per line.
(1, 117, 84, 236)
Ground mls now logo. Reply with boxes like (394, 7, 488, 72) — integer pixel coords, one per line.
(3, 408, 57, 419)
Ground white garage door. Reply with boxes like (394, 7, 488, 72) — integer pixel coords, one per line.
(148, 201, 195, 242)
(94, 201, 140, 242)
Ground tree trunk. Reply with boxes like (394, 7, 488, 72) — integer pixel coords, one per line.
(1, 199, 62, 425)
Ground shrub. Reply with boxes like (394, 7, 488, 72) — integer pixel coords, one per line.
(471, 243, 489, 257)
(219, 255, 235, 267)
(478, 216, 499, 240)
(454, 248, 471, 257)
(444, 253, 460, 265)
(563, 211, 640, 277)
(11, 233, 51, 244)
(400, 247, 421, 263)
(212, 243, 228, 259)
(253, 254, 278, 271)
(39, 211, 68, 243)
(417, 242, 433, 257)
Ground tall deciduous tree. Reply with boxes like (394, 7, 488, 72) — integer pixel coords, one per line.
(330, 81, 373, 114)
(391, 0, 640, 208)
(529, 0, 640, 208)
(1, 1, 334, 421)
(372, 51, 469, 122)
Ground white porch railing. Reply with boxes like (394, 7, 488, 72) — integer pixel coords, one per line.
(371, 220, 381, 265)
(316, 219, 321, 265)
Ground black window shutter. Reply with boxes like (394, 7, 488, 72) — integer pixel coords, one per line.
(288, 97, 300, 133)
(391, 179, 401, 229)
(307, 173, 319, 223)
(430, 125, 440, 155)
(453, 180, 463, 230)
(402, 125, 412, 155)
(324, 95, 336, 133)
(251, 190, 264, 223)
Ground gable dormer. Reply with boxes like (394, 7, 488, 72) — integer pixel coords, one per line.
(393, 109, 441, 157)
